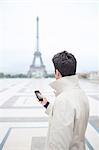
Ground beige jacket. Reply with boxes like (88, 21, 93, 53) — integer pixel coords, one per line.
(45, 75, 89, 150)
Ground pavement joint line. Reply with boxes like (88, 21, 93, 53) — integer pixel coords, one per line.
(89, 120, 99, 133)
(0, 88, 8, 93)
(88, 95, 99, 102)
(0, 117, 48, 122)
(85, 138, 94, 150)
(11, 126, 48, 129)
(0, 128, 11, 150)
(1, 96, 18, 108)
(0, 106, 42, 109)
(86, 123, 99, 149)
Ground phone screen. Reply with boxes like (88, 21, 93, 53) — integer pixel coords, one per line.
(34, 90, 43, 101)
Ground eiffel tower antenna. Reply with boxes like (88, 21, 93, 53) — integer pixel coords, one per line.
(36, 16, 39, 51)
(27, 17, 47, 78)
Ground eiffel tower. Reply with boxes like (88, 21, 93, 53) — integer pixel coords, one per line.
(28, 17, 47, 77)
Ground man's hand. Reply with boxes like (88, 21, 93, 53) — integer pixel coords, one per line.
(37, 97, 50, 109)
(38, 97, 48, 106)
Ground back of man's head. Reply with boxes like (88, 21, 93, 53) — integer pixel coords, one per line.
(52, 51, 77, 77)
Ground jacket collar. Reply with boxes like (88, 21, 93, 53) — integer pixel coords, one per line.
(49, 75, 79, 96)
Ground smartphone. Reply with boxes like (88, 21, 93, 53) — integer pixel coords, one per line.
(34, 90, 43, 101)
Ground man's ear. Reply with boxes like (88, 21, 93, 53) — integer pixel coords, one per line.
(55, 69, 59, 76)
(55, 69, 62, 79)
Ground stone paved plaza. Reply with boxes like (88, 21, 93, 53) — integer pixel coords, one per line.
(0, 78, 99, 150)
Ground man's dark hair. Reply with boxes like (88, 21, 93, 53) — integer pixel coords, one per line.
(52, 51, 77, 77)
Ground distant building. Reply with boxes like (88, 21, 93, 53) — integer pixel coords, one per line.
(88, 71, 99, 80)
(78, 71, 99, 80)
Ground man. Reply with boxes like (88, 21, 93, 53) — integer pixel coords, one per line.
(39, 51, 89, 150)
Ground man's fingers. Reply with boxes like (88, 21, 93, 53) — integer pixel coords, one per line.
(36, 97, 48, 105)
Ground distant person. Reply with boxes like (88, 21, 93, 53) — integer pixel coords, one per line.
(38, 51, 89, 150)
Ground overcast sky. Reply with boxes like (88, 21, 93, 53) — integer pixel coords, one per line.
(0, 0, 99, 74)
